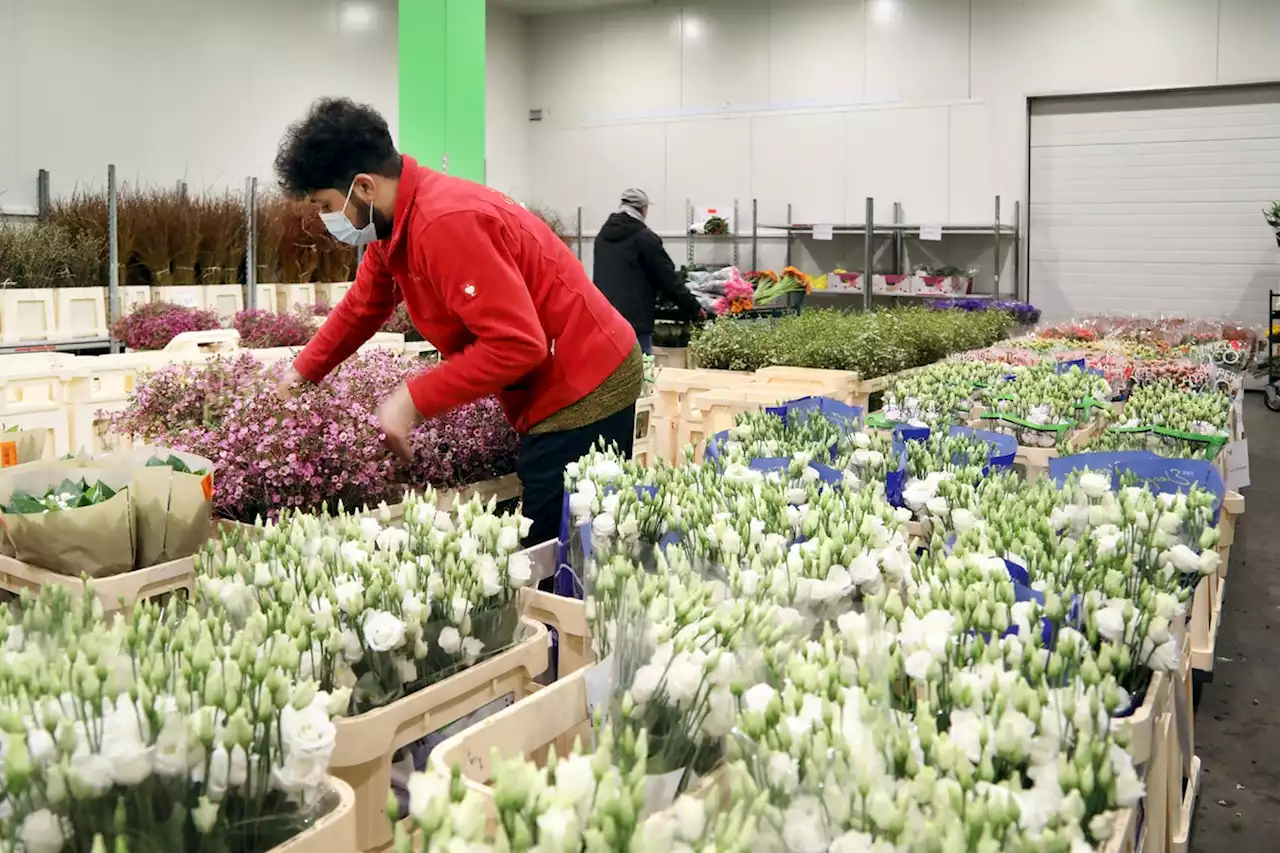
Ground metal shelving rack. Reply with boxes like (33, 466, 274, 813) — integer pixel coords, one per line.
(685, 199, 740, 270)
(756, 195, 1020, 308)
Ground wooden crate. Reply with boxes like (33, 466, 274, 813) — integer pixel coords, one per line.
(429, 665, 723, 822)
(269, 777, 357, 853)
(1217, 490, 1243, 578)
(520, 588, 590, 677)
(0, 554, 195, 616)
(651, 345, 688, 369)
(654, 369, 752, 464)
(1190, 572, 1224, 674)
(693, 382, 833, 457)
(331, 618, 550, 852)
(753, 366, 863, 407)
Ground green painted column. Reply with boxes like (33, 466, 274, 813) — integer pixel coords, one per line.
(398, 0, 486, 183)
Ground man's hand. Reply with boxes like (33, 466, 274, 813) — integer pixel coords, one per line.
(378, 383, 423, 461)
(275, 366, 306, 399)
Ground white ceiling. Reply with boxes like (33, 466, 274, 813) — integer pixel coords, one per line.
(489, 0, 654, 14)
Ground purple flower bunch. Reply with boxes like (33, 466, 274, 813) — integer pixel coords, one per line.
(233, 308, 317, 349)
(108, 350, 519, 522)
(110, 302, 223, 351)
(928, 298, 1041, 325)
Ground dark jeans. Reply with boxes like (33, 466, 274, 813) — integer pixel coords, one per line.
(517, 403, 637, 551)
(636, 333, 653, 355)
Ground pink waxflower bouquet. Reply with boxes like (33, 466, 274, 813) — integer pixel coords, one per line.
(110, 301, 223, 351)
(107, 351, 519, 522)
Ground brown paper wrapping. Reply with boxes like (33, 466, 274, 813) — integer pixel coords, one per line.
(0, 467, 136, 577)
(95, 446, 214, 567)
(0, 429, 49, 469)
(0, 454, 97, 558)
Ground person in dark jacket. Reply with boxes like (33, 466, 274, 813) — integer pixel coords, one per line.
(593, 188, 705, 354)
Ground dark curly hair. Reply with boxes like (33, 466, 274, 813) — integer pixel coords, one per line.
(274, 97, 402, 196)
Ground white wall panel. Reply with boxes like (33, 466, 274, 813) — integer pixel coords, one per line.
(1029, 87, 1280, 323)
(766, 0, 866, 105)
(597, 5, 684, 117)
(971, 0, 1218, 98)
(662, 117, 753, 230)
(865, 0, 970, 101)
(526, 11, 605, 123)
(526, 126, 587, 220)
(487, 6, 530, 202)
(1217, 0, 1280, 83)
(2, 0, 396, 213)
(750, 113, 846, 225)
(582, 123, 668, 232)
(679, 1, 771, 112)
(946, 103, 997, 223)
(845, 107, 950, 224)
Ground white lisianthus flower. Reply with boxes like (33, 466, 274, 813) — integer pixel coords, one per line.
(555, 753, 598, 815)
(358, 516, 383, 541)
(568, 491, 593, 521)
(333, 578, 364, 615)
(672, 795, 707, 842)
(925, 496, 949, 518)
(1144, 638, 1180, 672)
(461, 637, 485, 664)
(781, 795, 829, 853)
(664, 654, 705, 706)
(20, 810, 67, 853)
(280, 704, 338, 760)
(69, 753, 114, 798)
(1094, 605, 1126, 643)
(507, 552, 534, 587)
(630, 664, 665, 705)
(363, 610, 407, 653)
(438, 626, 462, 655)
(851, 432, 872, 449)
(1198, 549, 1221, 575)
(477, 554, 503, 598)
(904, 649, 933, 682)
(1162, 544, 1202, 574)
(743, 683, 777, 715)
(1079, 472, 1110, 499)
(591, 513, 617, 540)
(537, 805, 581, 851)
(407, 770, 451, 820)
(951, 507, 977, 533)
(375, 527, 410, 554)
(589, 458, 623, 483)
(600, 492, 621, 518)
(847, 552, 881, 587)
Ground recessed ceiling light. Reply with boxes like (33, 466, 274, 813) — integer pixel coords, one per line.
(339, 2, 376, 33)
(870, 0, 899, 25)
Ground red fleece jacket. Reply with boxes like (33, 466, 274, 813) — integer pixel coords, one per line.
(293, 156, 637, 434)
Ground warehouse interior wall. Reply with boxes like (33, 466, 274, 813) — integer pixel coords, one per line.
(486, 5, 531, 203)
(496, 0, 1280, 288)
(0, 0, 399, 214)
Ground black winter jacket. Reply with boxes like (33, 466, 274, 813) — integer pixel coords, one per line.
(592, 212, 702, 334)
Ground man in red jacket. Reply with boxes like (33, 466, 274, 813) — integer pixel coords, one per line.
(273, 98, 641, 548)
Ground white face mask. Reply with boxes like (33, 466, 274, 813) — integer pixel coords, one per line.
(320, 177, 379, 246)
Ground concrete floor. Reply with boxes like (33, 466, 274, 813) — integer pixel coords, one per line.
(1191, 393, 1278, 851)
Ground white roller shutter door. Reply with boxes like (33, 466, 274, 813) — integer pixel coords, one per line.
(1029, 86, 1280, 322)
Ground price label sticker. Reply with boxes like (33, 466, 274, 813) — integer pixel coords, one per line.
(201, 473, 214, 501)
(0, 441, 17, 468)
(919, 224, 943, 241)
(812, 224, 834, 241)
